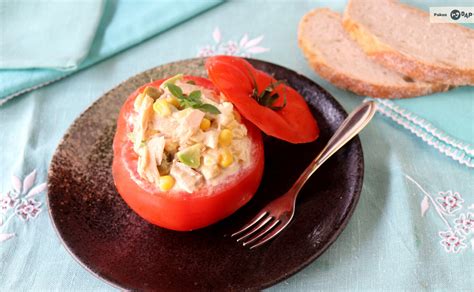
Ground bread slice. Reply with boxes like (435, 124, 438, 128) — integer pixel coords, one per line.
(298, 8, 449, 98)
(343, 0, 474, 85)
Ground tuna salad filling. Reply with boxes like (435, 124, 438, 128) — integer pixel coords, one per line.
(129, 74, 251, 193)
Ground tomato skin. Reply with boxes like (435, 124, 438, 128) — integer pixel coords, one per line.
(206, 56, 319, 144)
(112, 76, 264, 231)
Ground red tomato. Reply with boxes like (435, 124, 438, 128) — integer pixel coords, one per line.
(205, 56, 319, 144)
(112, 76, 264, 231)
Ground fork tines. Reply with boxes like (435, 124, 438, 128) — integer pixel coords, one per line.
(231, 212, 281, 249)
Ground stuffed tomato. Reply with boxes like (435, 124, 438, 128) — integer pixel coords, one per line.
(112, 75, 264, 231)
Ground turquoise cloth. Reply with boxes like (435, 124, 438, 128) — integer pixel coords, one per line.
(0, 0, 222, 104)
(0, 0, 104, 70)
(366, 98, 474, 167)
(0, 0, 473, 290)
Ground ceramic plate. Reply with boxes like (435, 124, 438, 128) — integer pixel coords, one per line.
(47, 58, 364, 291)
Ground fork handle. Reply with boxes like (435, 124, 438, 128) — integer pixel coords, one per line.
(290, 101, 377, 195)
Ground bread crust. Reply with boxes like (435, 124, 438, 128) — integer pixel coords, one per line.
(343, 0, 474, 85)
(298, 9, 449, 98)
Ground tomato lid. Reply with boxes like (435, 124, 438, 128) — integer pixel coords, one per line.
(205, 56, 319, 144)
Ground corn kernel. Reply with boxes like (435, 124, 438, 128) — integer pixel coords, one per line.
(219, 148, 234, 168)
(218, 129, 233, 147)
(153, 99, 171, 117)
(200, 118, 211, 131)
(159, 175, 175, 191)
(166, 96, 180, 108)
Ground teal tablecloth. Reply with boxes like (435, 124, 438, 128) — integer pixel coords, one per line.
(1, 0, 473, 290)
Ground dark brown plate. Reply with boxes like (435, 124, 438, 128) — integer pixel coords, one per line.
(47, 58, 363, 291)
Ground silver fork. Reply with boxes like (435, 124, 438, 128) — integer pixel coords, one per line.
(231, 101, 377, 249)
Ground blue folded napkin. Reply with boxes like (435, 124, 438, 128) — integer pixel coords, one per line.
(0, 0, 223, 105)
(0, 0, 104, 70)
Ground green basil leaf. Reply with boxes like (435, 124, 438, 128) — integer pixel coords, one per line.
(188, 90, 202, 102)
(195, 104, 221, 114)
(166, 83, 183, 98)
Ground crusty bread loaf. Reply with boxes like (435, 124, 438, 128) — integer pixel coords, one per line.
(298, 8, 449, 98)
(343, 0, 474, 85)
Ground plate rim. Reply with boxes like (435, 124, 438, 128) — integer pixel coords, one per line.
(47, 57, 364, 291)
